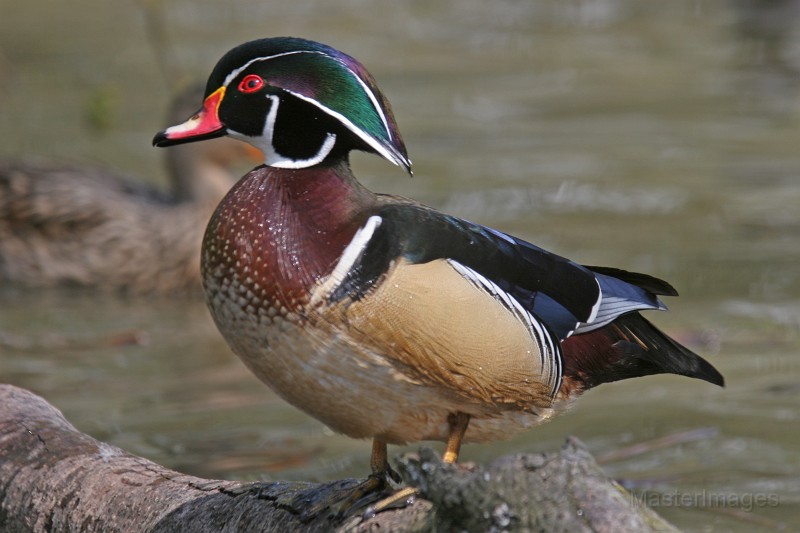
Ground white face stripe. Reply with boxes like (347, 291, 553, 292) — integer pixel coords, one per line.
(221, 50, 403, 167)
(222, 50, 392, 139)
(228, 94, 337, 168)
(286, 90, 404, 168)
(346, 66, 392, 141)
(223, 51, 310, 87)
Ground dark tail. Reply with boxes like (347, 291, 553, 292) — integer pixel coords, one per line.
(561, 312, 724, 390)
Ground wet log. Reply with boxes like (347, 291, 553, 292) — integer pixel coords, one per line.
(0, 384, 677, 532)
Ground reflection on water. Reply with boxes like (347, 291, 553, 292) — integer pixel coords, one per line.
(1, 1, 799, 530)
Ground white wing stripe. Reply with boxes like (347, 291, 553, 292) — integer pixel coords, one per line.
(447, 260, 562, 397)
(586, 277, 603, 325)
(575, 297, 663, 334)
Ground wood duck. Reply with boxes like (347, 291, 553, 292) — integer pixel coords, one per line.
(154, 37, 724, 510)
(0, 85, 259, 293)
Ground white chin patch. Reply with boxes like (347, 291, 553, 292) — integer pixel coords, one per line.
(231, 94, 338, 169)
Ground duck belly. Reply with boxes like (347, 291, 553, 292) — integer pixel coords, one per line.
(204, 264, 565, 444)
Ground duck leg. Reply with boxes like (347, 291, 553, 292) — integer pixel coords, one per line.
(327, 414, 473, 518)
(443, 412, 471, 464)
(370, 438, 402, 483)
(367, 412, 472, 515)
(332, 438, 401, 517)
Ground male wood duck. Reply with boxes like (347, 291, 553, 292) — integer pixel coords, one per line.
(154, 37, 724, 511)
(0, 85, 258, 293)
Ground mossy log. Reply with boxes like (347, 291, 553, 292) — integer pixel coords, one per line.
(0, 384, 677, 532)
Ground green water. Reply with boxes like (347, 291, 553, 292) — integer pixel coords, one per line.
(1, 1, 799, 530)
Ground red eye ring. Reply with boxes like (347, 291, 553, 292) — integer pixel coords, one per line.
(238, 74, 265, 94)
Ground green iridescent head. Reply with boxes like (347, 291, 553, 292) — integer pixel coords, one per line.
(154, 37, 411, 174)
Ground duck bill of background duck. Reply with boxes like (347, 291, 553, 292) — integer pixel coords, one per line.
(153, 87, 227, 147)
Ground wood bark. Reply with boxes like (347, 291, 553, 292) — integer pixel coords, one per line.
(0, 384, 677, 532)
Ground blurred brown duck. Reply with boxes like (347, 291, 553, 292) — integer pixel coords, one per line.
(0, 86, 258, 293)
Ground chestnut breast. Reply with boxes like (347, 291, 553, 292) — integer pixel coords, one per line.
(199, 165, 572, 443)
(201, 164, 374, 319)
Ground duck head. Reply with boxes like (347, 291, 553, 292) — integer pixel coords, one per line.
(153, 37, 411, 174)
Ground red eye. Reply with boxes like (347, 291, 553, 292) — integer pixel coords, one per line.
(238, 74, 264, 93)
